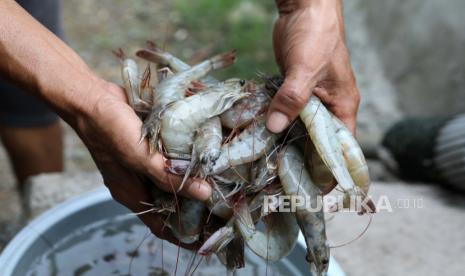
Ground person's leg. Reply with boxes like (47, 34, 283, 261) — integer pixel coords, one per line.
(0, 122, 63, 185)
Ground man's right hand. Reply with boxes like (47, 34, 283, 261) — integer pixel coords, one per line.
(268, 0, 360, 135)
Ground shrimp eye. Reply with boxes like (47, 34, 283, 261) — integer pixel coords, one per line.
(239, 79, 246, 86)
(201, 156, 209, 164)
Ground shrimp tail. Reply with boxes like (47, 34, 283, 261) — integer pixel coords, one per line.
(198, 225, 235, 256)
(136, 48, 170, 65)
(234, 199, 255, 240)
(328, 190, 377, 214)
(225, 236, 245, 270)
(209, 50, 237, 70)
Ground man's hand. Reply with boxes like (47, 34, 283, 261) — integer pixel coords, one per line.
(267, 0, 360, 134)
(74, 80, 211, 247)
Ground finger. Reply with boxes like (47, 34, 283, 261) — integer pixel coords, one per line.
(144, 154, 211, 201)
(266, 66, 317, 133)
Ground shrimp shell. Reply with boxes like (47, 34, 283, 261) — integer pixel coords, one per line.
(141, 51, 236, 152)
(161, 79, 247, 159)
(154, 50, 235, 107)
(278, 145, 330, 275)
(209, 115, 278, 174)
(220, 83, 270, 129)
(167, 198, 206, 244)
(195, 117, 223, 177)
(332, 116, 375, 213)
(247, 151, 278, 194)
(300, 96, 357, 196)
(136, 46, 219, 86)
(234, 197, 299, 262)
(120, 58, 151, 114)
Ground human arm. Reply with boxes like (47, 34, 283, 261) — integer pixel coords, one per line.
(0, 0, 211, 245)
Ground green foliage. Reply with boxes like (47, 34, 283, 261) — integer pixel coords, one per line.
(173, 0, 278, 79)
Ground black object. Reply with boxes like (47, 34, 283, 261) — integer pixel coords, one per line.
(381, 117, 449, 181)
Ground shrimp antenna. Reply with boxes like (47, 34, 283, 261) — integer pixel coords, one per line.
(329, 213, 373, 248)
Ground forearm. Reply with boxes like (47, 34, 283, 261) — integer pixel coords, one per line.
(275, 0, 343, 15)
(0, 0, 103, 125)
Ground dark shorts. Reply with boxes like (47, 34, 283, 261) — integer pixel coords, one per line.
(0, 0, 63, 127)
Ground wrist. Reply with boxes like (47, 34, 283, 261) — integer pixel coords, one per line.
(38, 70, 107, 128)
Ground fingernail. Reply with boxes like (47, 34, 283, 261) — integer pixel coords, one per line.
(267, 111, 290, 133)
(192, 181, 211, 201)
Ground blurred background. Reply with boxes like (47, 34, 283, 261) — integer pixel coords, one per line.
(0, 0, 464, 275)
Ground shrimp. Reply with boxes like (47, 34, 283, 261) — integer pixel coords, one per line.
(300, 96, 357, 196)
(160, 79, 247, 159)
(246, 150, 278, 194)
(200, 217, 244, 270)
(287, 120, 336, 194)
(208, 115, 279, 174)
(308, 143, 337, 194)
(201, 185, 290, 262)
(213, 163, 251, 186)
(136, 185, 176, 215)
(332, 116, 375, 213)
(139, 63, 155, 106)
(220, 83, 271, 129)
(136, 44, 219, 86)
(167, 198, 206, 244)
(113, 49, 151, 114)
(234, 197, 299, 262)
(217, 235, 245, 271)
(194, 117, 223, 177)
(178, 116, 223, 191)
(141, 50, 236, 152)
(198, 219, 235, 255)
(278, 145, 330, 275)
(206, 183, 234, 220)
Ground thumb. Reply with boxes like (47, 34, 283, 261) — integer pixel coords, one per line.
(266, 67, 317, 133)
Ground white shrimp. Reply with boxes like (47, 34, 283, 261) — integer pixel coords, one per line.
(332, 116, 375, 213)
(209, 115, 279, 174)
(141, 50, 236, 152)
(234, 197, 299, 262)
(166, 198, 206, 244)
(160, 79, 247, 159)
(136, 44, 219, 86)
(220, 83, 271, 129)
(300, 96, 357, 196)
(114, 49, 152, 115)
(278, 145, 330, 275)
(194, 117, 223, 177)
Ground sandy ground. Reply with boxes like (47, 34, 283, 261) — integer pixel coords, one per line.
(327, 182, 465, 276)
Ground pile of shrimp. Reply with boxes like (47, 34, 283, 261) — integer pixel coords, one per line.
(115, 42, 375, 276)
